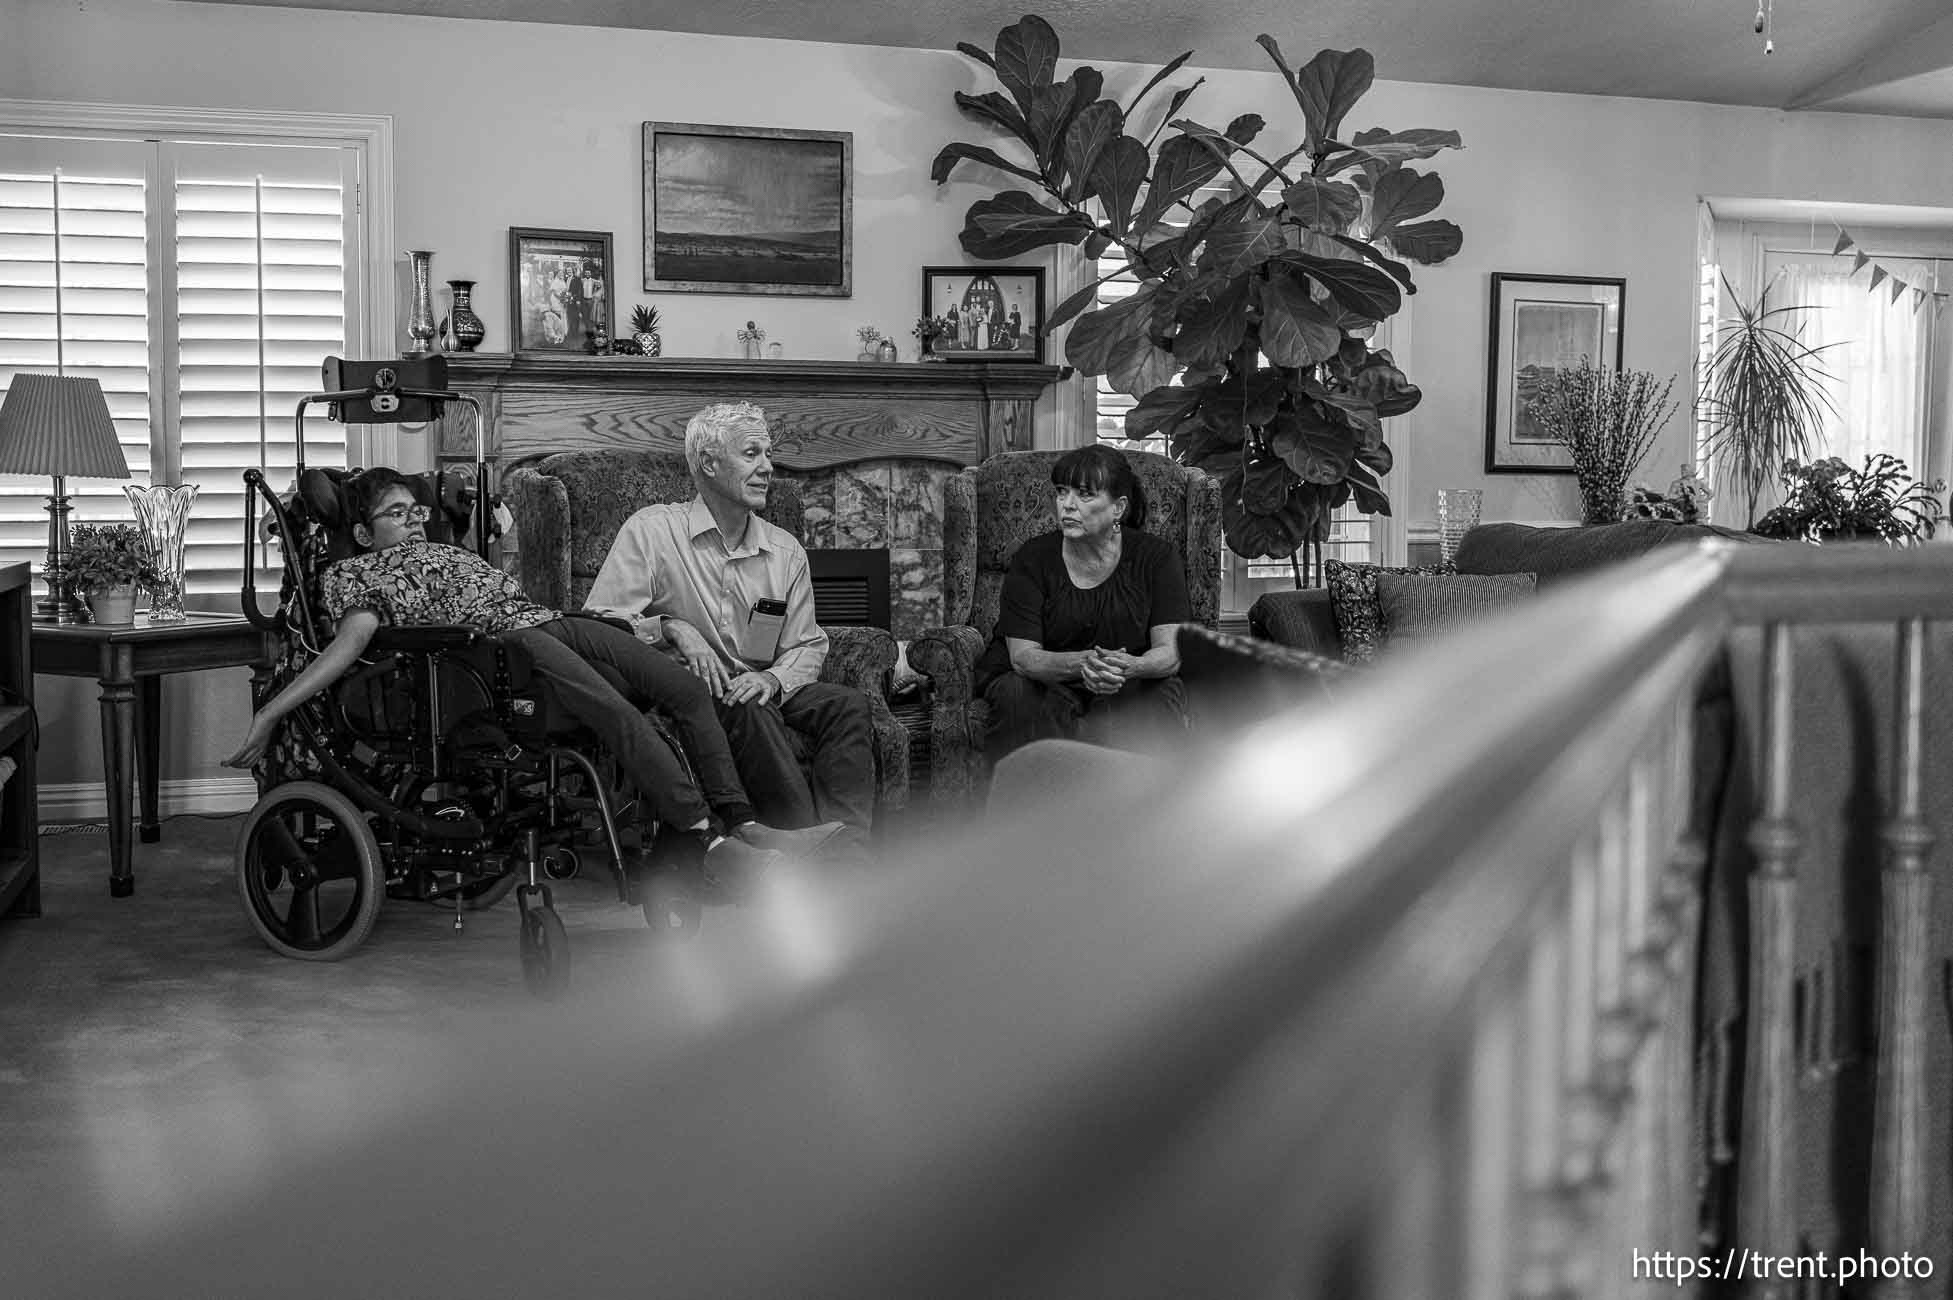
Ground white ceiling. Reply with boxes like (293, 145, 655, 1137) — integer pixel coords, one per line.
(188, 0, 1953, 116)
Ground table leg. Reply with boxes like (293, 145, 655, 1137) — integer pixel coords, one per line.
(137, 676, 162, 843)
(99, 645, 136, 897)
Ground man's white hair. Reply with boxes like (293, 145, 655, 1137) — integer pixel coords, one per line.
(684, 401, 770, 476)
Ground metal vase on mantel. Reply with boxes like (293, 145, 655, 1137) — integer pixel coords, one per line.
(405, 250, 437, 354)
(124, 482, 199, 622)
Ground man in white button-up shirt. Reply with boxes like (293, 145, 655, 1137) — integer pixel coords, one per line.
(586, 402, 876, 849)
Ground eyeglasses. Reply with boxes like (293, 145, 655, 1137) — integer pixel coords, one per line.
(368, 502, 432, 526)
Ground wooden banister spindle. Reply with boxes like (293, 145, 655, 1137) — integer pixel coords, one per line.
(1738, 622, 1800, 1300)
(1870, 618, 1934, 1299)
(1516, 917, 1575, 1300)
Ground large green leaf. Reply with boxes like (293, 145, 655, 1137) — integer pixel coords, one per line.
(1322, 126, 1465, 175)
(956, 41, 998, 72)
(1090, 136, 1151, 237)
(1347, 346, 1422, 417)
(1030, 68, 1104, 170)
(1059, 101, 1121, 202)
(1384, 219, 1464, 265)
(1046, 279, 1103, 334)
(1209, 365, 1288, 426)
(1253, 36, 1309, 133)
(994, 16, 1060, 113)
(1122, 50, 1194, 118)
(959, 191, 1096, 259)
(931, 142, 1045, 187)
(1171, 274, 1251, 366)
(1108, 340, 1178, 397)
(1321, 391, 1383, 447)
(1294, 48, 1375, 155)
(954, 91, 1035, 152)
(1330, 234, 1417, 292)
(1199, 214, 1286, 278)
(1257, 276, 1343, 368)
(1220, 465, 1313, 558)
(1275, 252, 1402, 319)
(1367, 168, 1445, 239)
(1353, 439, 1394, 477)
(1344, 461, 1391, 515)
(1242, 451, 1293, 513)
(1065, 283, 1157, 373)
(1135, 133, 1228, 230)
(1282, 177, 1362, 233)
(1270, 406, 1357, 484)
(1125, 383, 1204, 442)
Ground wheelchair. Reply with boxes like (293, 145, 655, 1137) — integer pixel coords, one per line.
(234, 357, 710, 996)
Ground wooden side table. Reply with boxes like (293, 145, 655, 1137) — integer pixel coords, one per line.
(32, 611, 271, 897)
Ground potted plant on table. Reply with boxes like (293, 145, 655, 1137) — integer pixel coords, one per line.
(68, 522, 163, 626)
(1751, 454, 1948, 544)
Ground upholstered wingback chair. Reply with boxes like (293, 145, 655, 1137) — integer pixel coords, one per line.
(503, 449, 909, 814)
(907, 449, 1221, 811)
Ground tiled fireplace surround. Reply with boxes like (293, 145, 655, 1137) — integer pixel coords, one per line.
(435, 354, 1064, 641)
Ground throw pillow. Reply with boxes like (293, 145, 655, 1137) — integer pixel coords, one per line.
(1374, 571, 1537, 653)
(1324, 558, 1449, 664)
(1175, 625, 1354, 734)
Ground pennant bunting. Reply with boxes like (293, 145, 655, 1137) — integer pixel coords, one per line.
(1892, 277, 1908, 304)
(1870, 265, 1888, 290)
(1832, 230, 1854, 256)
(1852, 250, 1871, 274)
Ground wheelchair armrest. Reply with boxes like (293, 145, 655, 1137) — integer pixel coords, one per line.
(369, 624, 484, 654)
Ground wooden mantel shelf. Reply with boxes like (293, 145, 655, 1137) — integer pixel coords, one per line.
(435, 353, 1065, 473)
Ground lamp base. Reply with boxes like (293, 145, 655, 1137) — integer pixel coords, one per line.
(33, 484, 84, 624)
(32, 586, 85, 625)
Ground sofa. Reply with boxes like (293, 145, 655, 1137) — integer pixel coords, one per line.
(502, 449, 911, 815)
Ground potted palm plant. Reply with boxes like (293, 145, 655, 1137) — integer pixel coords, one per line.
(68, 522, 163, 626)
(1700, 272, 1839, 526)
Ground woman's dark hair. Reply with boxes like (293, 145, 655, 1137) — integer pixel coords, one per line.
(347, 466, 420, 531)
(1050, 444, 1147, 530)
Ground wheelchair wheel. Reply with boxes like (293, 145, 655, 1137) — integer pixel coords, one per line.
(640, 872, 701, 940)
(237, 781, 384, 961)
(519, 904, 570, 998)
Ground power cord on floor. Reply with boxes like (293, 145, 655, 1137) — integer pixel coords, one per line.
(40, 809, 247, 836)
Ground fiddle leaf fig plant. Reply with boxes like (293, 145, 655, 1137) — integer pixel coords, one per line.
(935, 17, 1464, 560)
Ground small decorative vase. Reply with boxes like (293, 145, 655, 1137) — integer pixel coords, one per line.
(405, 250, 437, 354)
(920, 335, 945, 362)
(447, 280, 485, 352)
(856, 348, 878, 362)
(591, 317, 610, 354)
(876, 338, 899, 363)
(1434, 488, 1482, 569)
(125, 482, 199, 621)
(87, 583, 138, 627)
(767, 341, 784, 360)
(741, 337, 762, 360)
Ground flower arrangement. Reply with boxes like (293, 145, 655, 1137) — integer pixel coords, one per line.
(737, 320, 766, 345)
(69, 522, 164, 594)
(855, 325, 883, 347)
(1751, 454, 1948, 544)
(913, 316, 952, 343)
(1528, 365, 1681, 525)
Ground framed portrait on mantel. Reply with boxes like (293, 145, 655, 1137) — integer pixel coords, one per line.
(509, 227, 613, 353)
(1483, 272, 1626, 473)
(643, 121, 853, 296)
(922, 265, 1045, 362)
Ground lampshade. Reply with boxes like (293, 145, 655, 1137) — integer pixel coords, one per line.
(0, 374, 132, 479)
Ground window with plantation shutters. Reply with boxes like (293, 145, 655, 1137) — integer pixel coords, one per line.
(0, 130, 356, 597)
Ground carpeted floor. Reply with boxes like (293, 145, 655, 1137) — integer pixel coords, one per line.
(0, 814, 780, 1245)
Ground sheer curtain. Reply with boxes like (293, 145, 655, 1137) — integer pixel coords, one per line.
(1767, 253, 1934, 474)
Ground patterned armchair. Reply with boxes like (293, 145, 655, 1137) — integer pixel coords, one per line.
(503, 449, 909, 815)
(908, 449, 1221, 811)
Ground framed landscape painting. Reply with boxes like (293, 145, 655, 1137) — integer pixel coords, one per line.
(643, 122, 852, 296)
(509, 227, 613, 353)
(1483, 272, 1626, 473)
(922, 265, 1045, 362)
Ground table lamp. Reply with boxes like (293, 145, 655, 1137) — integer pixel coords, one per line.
(0, 374, 132, 623)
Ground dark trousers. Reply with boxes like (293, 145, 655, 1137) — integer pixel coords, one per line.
(505, 619, 756, 832)
(982, 671, 1188, 766)
(716, 681, 876, 831)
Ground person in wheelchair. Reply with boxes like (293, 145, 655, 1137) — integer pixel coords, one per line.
(224, 466, 842, 882)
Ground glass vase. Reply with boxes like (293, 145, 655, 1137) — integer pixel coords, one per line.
(1435, 488, 1482, 569)
(405, 251, 437, 354)
(125, 483, 199, 622)
(1578, 474, 1626, 526)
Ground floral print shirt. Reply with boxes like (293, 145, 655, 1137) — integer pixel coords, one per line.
(320, 539, 558, 633)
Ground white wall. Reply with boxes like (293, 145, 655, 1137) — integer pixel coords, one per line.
(10, 0, 1953, 791)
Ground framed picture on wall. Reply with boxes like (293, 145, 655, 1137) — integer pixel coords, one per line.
(509, 227, 613, 353)
(642, 121, 853, 296)
(1484, 272, 1626, 473)
(921, 265, 1045, 362)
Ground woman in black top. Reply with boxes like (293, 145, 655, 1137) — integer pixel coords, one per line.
(975, 445, 1192, 762)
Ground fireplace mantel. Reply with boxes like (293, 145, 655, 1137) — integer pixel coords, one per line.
(433, 353, 1065, 473)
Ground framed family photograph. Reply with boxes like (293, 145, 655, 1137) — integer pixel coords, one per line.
(1483, 272, 1626, 473)
(509, 227, 613, 353)
(643, 122, 852, 296)
(921, 265, 1045, 362)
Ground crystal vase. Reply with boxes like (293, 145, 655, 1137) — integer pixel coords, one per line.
(1435, 488, 1482, 569)
(125, 483, 199, 622)
(406, 251, 437, 354)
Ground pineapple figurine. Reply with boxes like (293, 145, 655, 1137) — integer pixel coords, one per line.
(631, 304, 663, 357)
